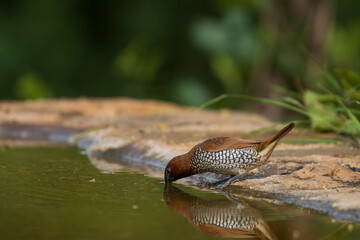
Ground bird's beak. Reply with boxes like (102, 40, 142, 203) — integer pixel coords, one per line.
(165, 175, 173, 183)
(164, 167, 174, 183)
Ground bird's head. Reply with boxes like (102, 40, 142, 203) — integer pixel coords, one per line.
(164, 154, 194, 183)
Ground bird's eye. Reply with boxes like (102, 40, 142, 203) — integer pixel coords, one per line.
(166, 168, 171, 174)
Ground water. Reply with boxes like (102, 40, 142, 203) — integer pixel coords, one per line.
(0, 146, 359, 240)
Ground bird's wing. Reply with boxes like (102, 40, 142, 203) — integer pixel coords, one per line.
(199, 137, 260, 152)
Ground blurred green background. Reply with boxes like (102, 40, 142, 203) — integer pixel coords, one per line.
(0, 0, 359, 119)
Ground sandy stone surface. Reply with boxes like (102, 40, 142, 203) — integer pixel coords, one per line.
(1, 97, 359, 223)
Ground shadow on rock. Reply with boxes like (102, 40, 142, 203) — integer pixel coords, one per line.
(164, 184, 277, 240)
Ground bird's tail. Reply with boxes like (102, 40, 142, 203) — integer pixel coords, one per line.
(258, 122, 295, 156)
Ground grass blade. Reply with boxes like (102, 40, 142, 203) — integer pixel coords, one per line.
(283, 96, 305, 109)
(302, 46, 343, 94)
(200, 93, 309, 116)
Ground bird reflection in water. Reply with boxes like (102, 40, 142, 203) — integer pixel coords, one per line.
(164, 184, 277, 240)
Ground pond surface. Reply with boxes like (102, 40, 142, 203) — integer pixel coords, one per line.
(0, 146, 359, 240)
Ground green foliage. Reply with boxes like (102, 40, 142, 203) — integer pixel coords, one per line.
(201, 67, 360, 139)
(14, 72, 53, 99)
(0, 0, 359, 115)
(302, 90, 340, 131)
(303, 67, 360, 137)
(171, 77, 212, 106)
(113, 37, 164, 83)
(190, 8, 257, 94)
(191, 8, 257, 61)
(326, 23, 360, 69)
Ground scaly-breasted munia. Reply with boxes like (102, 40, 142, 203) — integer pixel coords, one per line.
(164, 122, 295, 188)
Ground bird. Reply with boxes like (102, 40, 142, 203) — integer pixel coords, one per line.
(164, 184, 277, 240)
(164, 122, 295, 188)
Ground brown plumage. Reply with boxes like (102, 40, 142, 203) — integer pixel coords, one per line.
(164, 184, 277, 240)
(164, 122, 295, 188)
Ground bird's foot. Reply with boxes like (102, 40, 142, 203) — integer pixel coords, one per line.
(214, 174, 245, 190)
(215, 179, 233, 189)
(196, 178, 229, 189)
(197, 174, 245, 189)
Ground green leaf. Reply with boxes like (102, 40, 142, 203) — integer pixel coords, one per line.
(338, 100, 360, 134)
(302, 90, 341, 132)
